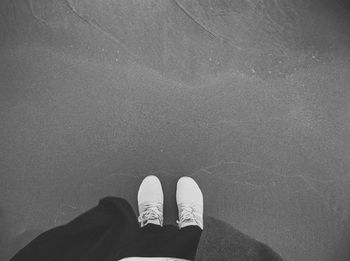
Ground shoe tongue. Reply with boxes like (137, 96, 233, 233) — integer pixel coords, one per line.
(139, 202, 163, 214)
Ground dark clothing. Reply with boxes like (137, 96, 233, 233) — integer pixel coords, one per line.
(10, 196, 284, 261)
(120, 224, 202, 260)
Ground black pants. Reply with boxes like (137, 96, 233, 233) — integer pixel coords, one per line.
(119, 223, 202, 260)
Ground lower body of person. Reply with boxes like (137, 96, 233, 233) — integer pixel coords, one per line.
(118, 175, 203, 261)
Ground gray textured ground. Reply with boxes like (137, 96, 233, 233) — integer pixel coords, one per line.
(1, 1, 350, 260)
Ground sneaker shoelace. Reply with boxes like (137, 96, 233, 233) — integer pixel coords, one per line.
(138, 202, 163, 226)
(176, 204, 203, 229)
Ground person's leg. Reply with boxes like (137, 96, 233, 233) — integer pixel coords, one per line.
(175, 177, 204, 259)
(126, 176, 203, 259)
(121, 224, 177, 257)
(170, 225, 202, 260)
(121, 223, 201, 259)
(119, 175, 203, 260)
(118, 175, 165, 258)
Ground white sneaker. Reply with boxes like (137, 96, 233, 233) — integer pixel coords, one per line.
(137, 175, 164, 227)
(176, 176, 204, 230)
